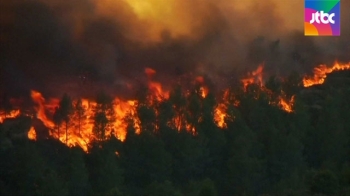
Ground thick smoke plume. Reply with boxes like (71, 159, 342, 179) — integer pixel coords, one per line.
(0, 0, 349, 99)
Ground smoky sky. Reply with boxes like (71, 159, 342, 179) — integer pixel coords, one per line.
(0, 0, 349, 98)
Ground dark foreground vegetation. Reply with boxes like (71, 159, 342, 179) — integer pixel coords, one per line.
(1, 72, 350, 196)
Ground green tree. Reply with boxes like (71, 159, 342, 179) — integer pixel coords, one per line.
(137, 104, 156, 133)
(185, 178, 217, 196)
(308, 170, 339, 195)
(0, 141, 68, 195)
(86, 142, 123, 195)
(223, 105, 264, 195)
(145, 181, 182, 196)
(121, 131, 172, 195)
(64, 147, 89, 196)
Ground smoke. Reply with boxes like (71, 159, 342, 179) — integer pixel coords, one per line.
(0, 0, 349, 98)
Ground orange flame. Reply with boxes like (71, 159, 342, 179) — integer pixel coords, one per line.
(278, 95, 294, 113)
(195, 76, 208, 98)
(0, 109, 20, 123)
(33, 95, 140, 152)
(241, 64, 264, 90)
(8, 62, 341, 152)
(145, 67, 156, 78)
(214, 103, 227, 128)
(27, 126, 37, 140)
(145, 67, 170, 101)
(31, 90, 55, 128)
(303, 62, 350, 87)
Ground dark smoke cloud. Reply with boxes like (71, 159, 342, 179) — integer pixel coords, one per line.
(0, 0, 349, 99)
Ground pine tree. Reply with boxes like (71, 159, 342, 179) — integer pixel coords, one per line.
(74, 99, 86, 135)
(59, 94, 74, 144)
(93, 92, 115, 141)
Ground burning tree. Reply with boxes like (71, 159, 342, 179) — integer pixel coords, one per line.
(73, 99, 86, 135)
(53, 93, 74, 144)
(93, 92, 116, 141)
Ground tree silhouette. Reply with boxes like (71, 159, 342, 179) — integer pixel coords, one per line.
(93, 92, 115, 141)
(59, 93, 74, 144)
(74, 99, 86, 135)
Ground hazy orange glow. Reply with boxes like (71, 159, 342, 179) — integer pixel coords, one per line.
(123, 0, 195, 41)
(303, 62, 350, 87)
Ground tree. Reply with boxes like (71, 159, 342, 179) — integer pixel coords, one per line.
(59, 94, 74, 144)
(137, 105, 156, 133)
(53, 94, 74, 143)
(186, 86, 203, 133)
(0, 140, 68, 195)
(74, 99, 86, 135)
(64, 147, 89, 196)
(93, 92, 115, 141)
(308, 170, 339, 195)
(121, 131, 172, 194)
(168, 85, 187, 131)
(53, 106, 63, 139)
(223, 105, 264, 195)
(86, 143, 123, 195)
(145, 181, 182, 196)
(185, 178, 218, 196)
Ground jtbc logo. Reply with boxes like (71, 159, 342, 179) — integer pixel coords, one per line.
(310, 11, 335, 24)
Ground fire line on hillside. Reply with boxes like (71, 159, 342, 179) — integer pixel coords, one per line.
(1, 62, 350, 152)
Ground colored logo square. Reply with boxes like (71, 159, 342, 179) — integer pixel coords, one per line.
(304, 0, 340, 36)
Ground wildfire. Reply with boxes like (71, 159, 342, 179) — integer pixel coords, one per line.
(2, 63, 329, 152)
(27, 126, 36, 141)
(303, 62, 350, 87)
(0, 109, 20, 123)
(31, 90, 55, 128)
(30, 93, 140, 152)
(195, 76, 209, 98)
(279, 95, 295, 113)
(214, 103, 227, 128)
(145, 68, 170, 101)
(241, 64, 264, 90)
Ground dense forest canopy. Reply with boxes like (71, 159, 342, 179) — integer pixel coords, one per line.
(1, 0, 350, 195)
(1, 62, 350, 195)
